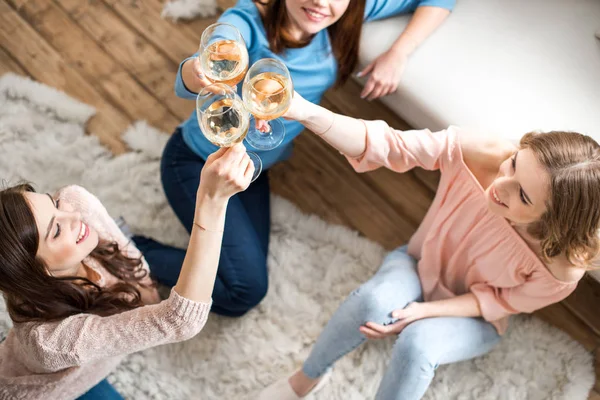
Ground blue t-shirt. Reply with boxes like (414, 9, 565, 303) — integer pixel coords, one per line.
(175, 0, 455, 169)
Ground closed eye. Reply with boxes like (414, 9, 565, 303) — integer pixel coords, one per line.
(53, 199, 61, 238)
(511, 155, 531, 206)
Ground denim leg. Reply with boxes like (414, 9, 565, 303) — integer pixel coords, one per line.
(158, 130, 270, 316)
(302, 246, 423, 379)
(132, 236, 186, 288)
(78, 379, 123, 400)
(375, 316, 501, 400)
(235, 170, 270, 257)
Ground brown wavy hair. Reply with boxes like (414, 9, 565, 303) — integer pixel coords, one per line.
(0, 184, 151, 323)
(254, 0, 366, 87)
(521, 132, 600, 267)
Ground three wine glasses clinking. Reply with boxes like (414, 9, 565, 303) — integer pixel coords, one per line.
(196, 23, 295, 182)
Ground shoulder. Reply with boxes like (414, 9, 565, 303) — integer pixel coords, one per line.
(219, 0, 265, 48)
(543, 254, 586, 283)
(220, 0, 262, 27)
(55, 185, 101, 209)
(458, 129, 517, 174)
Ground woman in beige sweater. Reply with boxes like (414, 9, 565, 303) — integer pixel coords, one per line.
(0, 144, 254, 400)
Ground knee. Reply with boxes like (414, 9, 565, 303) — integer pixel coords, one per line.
(351, 281, 397, 323)
(218, 276, 269, 318)
(394, 324, 438, 374)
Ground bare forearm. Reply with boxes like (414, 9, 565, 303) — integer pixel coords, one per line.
(298, 100, 367, 158)
(173, 195, 228, 303)
(420, 293, 482, 318)
(392, 6, 451, 57)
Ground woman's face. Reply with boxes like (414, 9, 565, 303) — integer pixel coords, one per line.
(25, 192, 98, 277)
(285, 0, 351, 37)
(485, 148, 550, 225)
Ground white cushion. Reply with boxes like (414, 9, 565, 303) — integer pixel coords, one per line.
(358, 0, 600, 144)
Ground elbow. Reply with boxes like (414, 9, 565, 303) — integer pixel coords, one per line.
(176, 315, 209, 341)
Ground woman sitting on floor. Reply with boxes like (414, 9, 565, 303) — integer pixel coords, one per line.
(135, 0, 455, 317)
(257, 93, 600, 400)
(0, 144, 253, 400)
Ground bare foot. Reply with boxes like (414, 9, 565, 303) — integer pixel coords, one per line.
(288, 370, 321, 397)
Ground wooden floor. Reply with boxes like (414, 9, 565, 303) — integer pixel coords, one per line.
(2, 0, 599, 397)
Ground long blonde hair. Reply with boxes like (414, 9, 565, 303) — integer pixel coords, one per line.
(521, 131, 600, 266)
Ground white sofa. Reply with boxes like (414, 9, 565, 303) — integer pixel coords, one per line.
(358, 0, 600, 280)
(358, 0, 600, 143)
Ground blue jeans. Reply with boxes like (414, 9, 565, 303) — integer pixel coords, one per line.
(78, 379, 123, 400)
(133, 129, 271, 317)
(303, 246, 501, 400)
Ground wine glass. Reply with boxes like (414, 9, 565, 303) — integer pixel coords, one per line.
(199, 23, 249, 87)
(242, 58, 293, 150)
(196, 83, 262, 182)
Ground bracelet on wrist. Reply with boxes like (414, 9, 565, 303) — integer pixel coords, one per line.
(193, 221, 224, 233)
(315, 112, 336, 137)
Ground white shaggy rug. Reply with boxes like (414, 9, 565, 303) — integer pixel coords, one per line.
(161, 0, 218, 21)
(0, 73, 595, 400)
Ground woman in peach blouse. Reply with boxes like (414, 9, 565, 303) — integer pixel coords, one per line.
(259, 93, 600, 400)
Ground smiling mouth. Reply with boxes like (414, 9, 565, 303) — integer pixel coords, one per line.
(302, 7, 329, 21)
(491, 187, 507, 208)
(76, 222, 89, 244)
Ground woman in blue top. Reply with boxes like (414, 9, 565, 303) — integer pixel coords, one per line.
(132, 0, 455, 318)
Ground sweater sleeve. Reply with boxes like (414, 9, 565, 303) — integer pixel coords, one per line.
(175, 54, 200, 100)
(55, 185, 149, 273)
(470, 270, 578, 323)
(19, 289, 211, 372)
(345, 120, 456, 174)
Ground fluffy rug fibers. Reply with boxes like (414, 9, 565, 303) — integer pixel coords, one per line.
(0, 73, 594, 400)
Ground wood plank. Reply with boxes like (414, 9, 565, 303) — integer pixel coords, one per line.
(7, 0, 180, 134)
(101, 0, 199, 65)
(325, 79, 441, 192)
(0, 1, 128, 153)
(325, 80, 411, 131)
(533, 302, 600, 352)
(562, 275, 600, 337)
(177, 14, 218, 43)
(0, 46, 28, 76)
(319, 96, 435, 227)
(54, 0, 194, 123)
(270, 130, 420, 249)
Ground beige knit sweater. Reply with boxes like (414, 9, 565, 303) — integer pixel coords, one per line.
(0, 186, 211, 400)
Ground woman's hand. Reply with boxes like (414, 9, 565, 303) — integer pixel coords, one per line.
(181, 57, 214, 94)
(359, 302, 426, 339)
(197, 143, 253, 202)
(358, 48, 408, 101)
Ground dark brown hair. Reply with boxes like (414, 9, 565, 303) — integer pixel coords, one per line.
(255, 0, 366, 87)
(0, 184, 151, 323)
(521, 132, 600, 266)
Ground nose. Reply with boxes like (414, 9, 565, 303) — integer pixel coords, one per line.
(494, 176, 519, 198)
(313, 0, 326, 7)
(62, 210, 82, 231)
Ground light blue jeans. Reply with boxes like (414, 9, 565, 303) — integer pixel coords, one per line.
(303, 246, 501, 400)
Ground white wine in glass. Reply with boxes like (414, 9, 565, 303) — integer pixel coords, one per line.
(243, 72, 292, 120)
(197, 83, 262, 182)
(200, 97, 249, 147)
(242, 58, 293, 150)
(199, 23, 249, 87)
